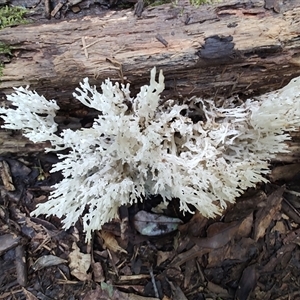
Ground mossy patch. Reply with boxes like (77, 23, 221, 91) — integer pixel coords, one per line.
(146, 0, 173, 6)
(0, 42, 12, 55)
(0, 5, 29, 30)
(190, 0, 221, 5)
(0, 42, 14, 79)
(0, 63, 3, 77)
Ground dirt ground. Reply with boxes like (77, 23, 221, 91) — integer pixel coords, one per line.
(1, 1, 300, 300)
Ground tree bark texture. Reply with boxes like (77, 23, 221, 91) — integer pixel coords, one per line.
(0, 0, 300, 155)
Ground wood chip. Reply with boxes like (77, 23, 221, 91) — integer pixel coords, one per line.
(0, 160, 15, 191)
(254, 186, 285, 241)
(0, 233, 20, 255)
(51, 2, 64, 17)
(16, 245, 27, 287)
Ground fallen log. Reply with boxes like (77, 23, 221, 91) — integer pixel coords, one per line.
(0, 0, 300, 155)
(1, 0, 300, 99)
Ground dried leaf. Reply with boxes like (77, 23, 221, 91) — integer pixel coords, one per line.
(208, 237, 257, 268)
(193, 220, 241, 249)
(69, 242, 91, 281)
(178, 211, 207, 236)
(32, 255, 67, 271)
(235, 265, 257, 300)
(133, 211, 182, 236)
(100, 230, 127, 254)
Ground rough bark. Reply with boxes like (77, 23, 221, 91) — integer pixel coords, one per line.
(0, 0, 300, 155)
(1, 0, 300, 100)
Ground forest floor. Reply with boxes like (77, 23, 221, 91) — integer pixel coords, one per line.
(1, 1, 300, 300)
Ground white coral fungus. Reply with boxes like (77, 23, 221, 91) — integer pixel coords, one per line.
(1, 69, 300, 241)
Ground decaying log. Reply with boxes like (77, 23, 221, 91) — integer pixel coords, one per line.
(0, 0, 300, 156)
(1, 0, 300, 100)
